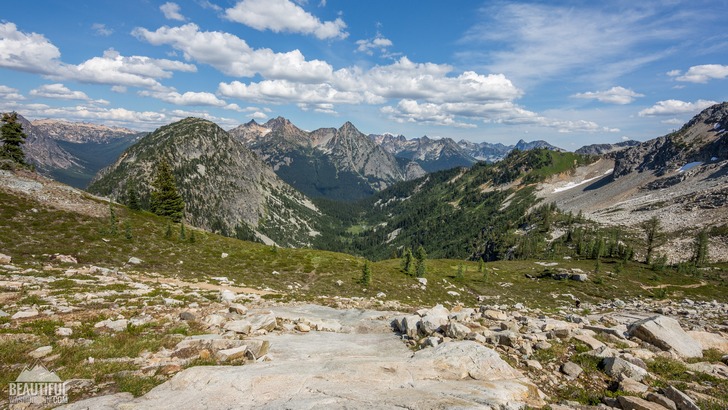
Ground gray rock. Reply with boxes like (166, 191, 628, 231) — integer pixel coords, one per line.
(163, 297, 183, 306)
(223, 320, 252, 334)
(228, 303, 248, 315)
(570, 273, 588, 282)
(127, 257, 142, 265)
(219, 289, 237, 303)
(628, 315, 702, 359)
(216, 346, 248, 362)
(618, 395, 670, 410)
(95, 319, 128, 332)
(52, 254, 77, 263)
(0, 309, 8, 317)
(295, 322, 310, 332)
(249, 312, 277, 332)
(662, 385, 700, 410)
(585, 345, 619, 358)
(619, 377, 649, 394)
(11, 310, 39, 319)
(645, 392, 677, 410)
(602, 357, 648, 382)
(29, 345, 53, 359)
(401, 315, 421, 339)
(55, 327, 73, 337)
(446, 322, 471, 340)
(419, 314, 448, 336)
(179, 311, 196, 321)
(0, 253, 11, 264)
(496, 331, 519, 347)
(482, 309, 508, 321)
(560, 361, 582, 379)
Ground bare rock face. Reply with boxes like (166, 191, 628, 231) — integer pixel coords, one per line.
(628, 315, 703, 359)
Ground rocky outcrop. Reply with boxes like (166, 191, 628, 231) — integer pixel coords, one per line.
(628, 315, 703, 359)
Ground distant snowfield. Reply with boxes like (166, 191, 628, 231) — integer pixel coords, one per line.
(678, 162, 703, 173)
(553, 168, 613, 193)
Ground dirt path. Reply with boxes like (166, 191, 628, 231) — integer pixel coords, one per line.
(132, 274, 278, 296)
(639, 281, 707, 290)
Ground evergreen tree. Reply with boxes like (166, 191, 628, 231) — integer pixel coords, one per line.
(150, 160, 184, 222)
(0, 112, 27, 165)
(124, 220, 133, 240)
(164, 221, 173, 239)
(361, 260, 372, 285)
(456, 262, 465, 280)
(179, 223, 186, 241)
(415, 245, 427, 277)
(693, 230, 709, 267)
(642, 217, 665, 264)
(189, 229, 196, 244)
(127, 184, 141, 211)
(402, 247, 414, 276)
(478, 258, 484, 273)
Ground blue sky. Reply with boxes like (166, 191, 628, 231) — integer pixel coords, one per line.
(1, 0, 727, 149)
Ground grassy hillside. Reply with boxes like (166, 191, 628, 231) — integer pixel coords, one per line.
(2, 178, 726, 311)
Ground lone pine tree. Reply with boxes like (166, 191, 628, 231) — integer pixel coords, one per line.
(0, 112, 27, 165)
(150, 160, 185, 222)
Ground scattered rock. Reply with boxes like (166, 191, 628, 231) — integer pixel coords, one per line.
(29, 345, 53, 359)
(646, 392, 677, 410)
(446, 322, 471, 340)
(618, 395, 669, 410)
(619, 377, 649, 394)
(249, 312, 277, 333)
(662, 385, 700, 410)
(221, 253, 229, 259)
(687, 330, 728, 352)
(570, 274, 588, 282)
(482, 309, 507, 321)
(51, 254, 77, 263)
(335, 280, 343, 286)
(295, 322, 310, 332)
(127, 257, 142, 265)
(228, 303, 248, 315)
(55, 327, 73, 337)
(215, 346, 248, 362)
(95, 319, 129, 332)
(223, 320, 252, 334)
(0, 309, 9, 317)
(0, 253, 11, 264)
(560, 361, 582, 379)
(220, 290, 236, 304)
(179, 311, 196, 321)
(163, 297, 183, 306)
(602, 357, 648, 382)
(11, 310, 39, 320)
(628, 315, 703, 358)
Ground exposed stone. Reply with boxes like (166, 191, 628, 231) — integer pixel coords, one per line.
(52, 254, 77, 263)
(419, 313, 448, 336)
(526, 360, 543, 370)
(221, 253, 229, 259)
(216, 346, 248, 362)
(295, 322, 310, 332)
(482, 309, 508, 321)
(224, 320, 252, 334)
(662, 385, 700, 410)
(446, 322, 471, 340)
(560, 361, 582, 379)
(619, 377, 649, 394)
(29, 345, 53, 359)
(179, 311, 196, 321)
(602, 357, 648, 382)
(55, 327, 73, 337)
(646, 392, 677, 410)
(127, 257, 142, 265)
(686, 330, 728, 352)
(245, 340, 270, 359)
(570, 273, 588, 282)
(163, 297, 183, 306)
(0, 253, 11, 264)
(573, 333, 605, 350)
(618, 395, 670, 410)
(249, 312, 277, 332)
(219, 289, 237, 304)
(12, 310, 39, 319)
(228, 303, 248, 315)
(95, 319, 128, 332)
(0, 309, 8, 317)
(628, 315, 702, 358)
(401, 315, 420, 339)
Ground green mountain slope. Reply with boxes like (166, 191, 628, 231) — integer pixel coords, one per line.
(87, 118, 323, 247)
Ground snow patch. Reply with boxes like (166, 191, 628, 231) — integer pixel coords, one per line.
(677, 162, 703, 173)
(552, 168, 613, 193)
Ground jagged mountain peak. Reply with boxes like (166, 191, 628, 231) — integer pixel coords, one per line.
(264, 116, 295, 131)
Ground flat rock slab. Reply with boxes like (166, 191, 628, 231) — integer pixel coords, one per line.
(60, 306, 543, 410)
(628, 315, 703, 359)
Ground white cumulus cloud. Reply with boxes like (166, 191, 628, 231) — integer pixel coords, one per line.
(356, 35, 393, 56)
(0, 85, 25, 101)
(572, 86, 644, 104)
(139, 90, 227, 106)
(669, 64, 728, 83)
(30, 83, 92, 101)
(160, 2, 186, 21)
(133, 23, 333, 82)
(224, 0, 347, 40)
(0, 22, 61, 74)
(638, 99, 717, 117)
(92, 23, 113, 36)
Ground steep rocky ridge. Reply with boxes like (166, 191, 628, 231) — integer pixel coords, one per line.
(538, 102, 728, 262)
(229, 117, 425, 201)
(575, 140, 641, 156)
(371, 134, 476, 172)
(88, 117, 321, 247)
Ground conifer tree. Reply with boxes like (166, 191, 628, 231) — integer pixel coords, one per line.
(361, 260, 372, 285)
(415, 245, 427, 277)
(150, 160, 184, 222)
(693, 230, 709, 267)
(127, 184, 141, 211)
(642, 217, 664, 264)
(0, 112, 27, 165)
(456, 262, 465, 280)
(402, 247, 414, 276)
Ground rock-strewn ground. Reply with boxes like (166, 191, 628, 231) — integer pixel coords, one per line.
(1, 257, 726, 409)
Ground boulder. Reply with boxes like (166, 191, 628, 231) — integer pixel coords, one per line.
(419, 314, 448, 336)
(618, 395, 670, 410)
(12, 310, 39, 320)
(95, 319, 128, 332)
(179, 311, 196, 321)
(412, 341, 524, 381)
(127, 257, 142, 265)
(602, 357, 648, 382)
(573, 333, 605, 350)
(216, 346, 248, 362)
(686, 330, 728, 352)
(560, 361, 582, 379)
(482, 309, 508, 321)
(55, 327, 73, 337)
(0, 253, 11, 264)
(228, 303, 248, 315)
(446, 322, 471, 340)
(29, 345, 53, 359)
(628, 316, 702, 359)
(224, 320, 252, 334)
(645, 393, 677, 410)
(295, 322, 310, 332)
(52, 254, 77, 263)
(401, 315, 421, 339)
(662, 385, 700, 410)
(220, 290, 237, 304)
(570, 274, 588, 282)
(619, 378, 649, 394)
